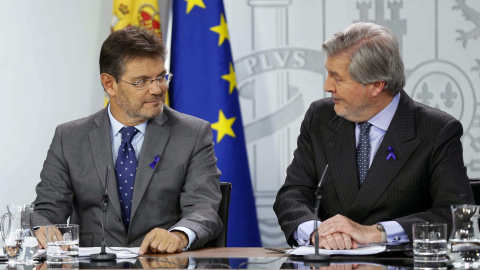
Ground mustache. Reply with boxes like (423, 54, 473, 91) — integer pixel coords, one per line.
(146, 94, 165, 103)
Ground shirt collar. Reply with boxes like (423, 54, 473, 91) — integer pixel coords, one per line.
(107, 104, 147, 136)
(361, 92, 401, 131)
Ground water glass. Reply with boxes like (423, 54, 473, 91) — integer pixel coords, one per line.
(448, 204, 480, 266)
(413, 223, 448, 262)
(0, 204, 38, 264)
(46, 224, 79, 263)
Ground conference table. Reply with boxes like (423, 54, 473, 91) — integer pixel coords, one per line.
(0, 246, 457, 269)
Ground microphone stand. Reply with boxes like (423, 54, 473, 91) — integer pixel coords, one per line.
(304, 193, 330, 262)
(304, 165, 330, 263)
(91, 166, 117, 261)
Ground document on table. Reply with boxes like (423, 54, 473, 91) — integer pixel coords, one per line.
(288, 244, 386, 255)
(78, 247, 139, 258)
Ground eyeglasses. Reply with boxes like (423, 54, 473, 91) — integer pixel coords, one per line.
(115, 72, 173, 90)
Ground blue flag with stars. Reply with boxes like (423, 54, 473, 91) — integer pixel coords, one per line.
(169, 0, 261, 247)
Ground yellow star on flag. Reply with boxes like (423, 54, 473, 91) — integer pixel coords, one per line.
(210, 14, 229, 46)
(211, 110, 236, 143)
(221, 63, 237, 94)
(185, 0, 206, 14)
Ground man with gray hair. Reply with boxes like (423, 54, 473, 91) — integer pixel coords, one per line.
(274, 22, 473, 249)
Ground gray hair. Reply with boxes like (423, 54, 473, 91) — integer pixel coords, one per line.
(322, 22, 405, 95)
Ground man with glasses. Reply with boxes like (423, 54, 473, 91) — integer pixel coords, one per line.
(32, 26, 222, 254)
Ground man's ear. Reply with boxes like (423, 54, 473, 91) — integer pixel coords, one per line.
(100, 73, 117, 97)
(370, 81, 386, 97)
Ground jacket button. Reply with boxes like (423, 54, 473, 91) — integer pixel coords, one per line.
(117, 217, 122, 222)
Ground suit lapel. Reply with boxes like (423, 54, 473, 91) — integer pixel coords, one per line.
(322, 115, 359, 212)
(89, 109, 123, 219)
(347, 91, 421, 223)
(130, 112, 171, 220)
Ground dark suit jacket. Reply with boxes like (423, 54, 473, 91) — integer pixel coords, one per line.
(33, 106, 222, 249)
(274, 90, 474, 246)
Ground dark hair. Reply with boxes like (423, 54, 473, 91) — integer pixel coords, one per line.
(322, 22, 405, 95)
(99, 26, 166, 79)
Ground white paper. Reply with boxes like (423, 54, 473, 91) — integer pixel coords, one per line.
(287, 244, 386, 255)
(78, 247, 139, 259)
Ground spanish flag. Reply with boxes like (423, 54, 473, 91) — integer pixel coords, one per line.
(111, 0, 162, 36)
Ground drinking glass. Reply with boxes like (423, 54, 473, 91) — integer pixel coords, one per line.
(46, 224, 79, 263)
(413, 223, 448, 262)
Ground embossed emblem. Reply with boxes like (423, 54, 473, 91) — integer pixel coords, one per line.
(453, 0, 480, 48)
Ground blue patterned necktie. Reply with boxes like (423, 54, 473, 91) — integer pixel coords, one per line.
(116, 126, 138, 230)
(357, 122, 372, 184)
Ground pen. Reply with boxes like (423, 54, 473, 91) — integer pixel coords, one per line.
(264, 247, 286, 253)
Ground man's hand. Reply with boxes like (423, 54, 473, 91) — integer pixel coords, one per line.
(311, 214, 381, 250)
(139, 257, 189, 269)
(312, 232, 359, 250)
(317, 264, 355, 270)
(35, 226, 47, 249)
(35, 226, 63, 249)
(139, 228, 188, 254)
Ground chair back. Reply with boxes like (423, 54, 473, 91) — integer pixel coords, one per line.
(470, 179, 480, 204)
(204, 182, 232, 247)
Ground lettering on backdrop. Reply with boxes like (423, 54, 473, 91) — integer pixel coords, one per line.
(237, 49, 312, 83)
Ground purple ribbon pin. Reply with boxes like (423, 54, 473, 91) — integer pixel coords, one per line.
(386, 147, 396, 160)
(149, 154, 160, 169)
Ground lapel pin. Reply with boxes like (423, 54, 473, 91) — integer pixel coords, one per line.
(149, 154, 160, 169)
(386, 147, 396, 160)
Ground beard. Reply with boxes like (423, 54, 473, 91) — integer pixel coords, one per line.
(334, 95, 371, 122)
(116, 85, 164, 123)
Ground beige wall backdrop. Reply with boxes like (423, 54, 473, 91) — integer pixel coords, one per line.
(0, 0, 478, 247)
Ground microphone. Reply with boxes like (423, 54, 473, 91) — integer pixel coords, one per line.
(315, 164, 329, 197)
(91, 166, 117, 261)
(304, 164, 330, 263)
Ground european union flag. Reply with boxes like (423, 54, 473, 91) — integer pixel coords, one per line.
(169, 0, 261, 247)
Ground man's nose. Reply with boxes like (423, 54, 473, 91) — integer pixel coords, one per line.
(149, 81, 164, 95)
(324, 77, 335, 93)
